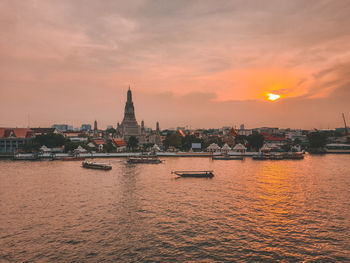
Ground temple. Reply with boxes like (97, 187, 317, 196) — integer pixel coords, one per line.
(117, 87, 162, 146)
(118, 87, 141, 141)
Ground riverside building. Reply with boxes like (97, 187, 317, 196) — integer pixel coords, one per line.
(0, 128, 34, 153)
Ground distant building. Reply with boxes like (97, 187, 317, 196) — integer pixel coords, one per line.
(0, 128, 34, 153)
(52, 124, 69, 131)
(93, 120, 98, 137)
(62, 131, 88, 142)
(285, 130, 307, 142)
(256, 127, 279, 135)
(240, 124, 245, 130)
(31, 128, 58, 135)
(81, 124, 91, 131)
(260, 132, 287, 147)
(237, 129, 253, 136)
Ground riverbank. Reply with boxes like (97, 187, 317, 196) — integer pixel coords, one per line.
(3, 151, 255, 160)
(2, 150, 349, 160)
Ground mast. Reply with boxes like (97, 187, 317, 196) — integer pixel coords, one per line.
(342, 113, 348, 135)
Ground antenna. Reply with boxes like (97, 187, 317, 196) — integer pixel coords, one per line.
(342, 113, 348, 135)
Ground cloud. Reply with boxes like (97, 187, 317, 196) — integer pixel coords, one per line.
(0, 0, 350, 128)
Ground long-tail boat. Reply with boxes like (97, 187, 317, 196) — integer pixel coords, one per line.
(82, 161, 112, 170)
(127, 155, 162, 164)
(172, 170, 214, 178)
(212, 155, 243, 160)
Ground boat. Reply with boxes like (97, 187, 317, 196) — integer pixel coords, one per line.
(282, 152, 304, 159)
(252, 153, 284, 160)
(324, 144, 350, 154)
(62, 156, 85, 161)
(127, 155, 162, 164)
(13, 153, 40, 161)
(82, 161, 112, 170)
(172, 170, 214, 178)
(212, 155, 243, 160)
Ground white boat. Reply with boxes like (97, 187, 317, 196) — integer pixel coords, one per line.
(325, 144, 350, 153)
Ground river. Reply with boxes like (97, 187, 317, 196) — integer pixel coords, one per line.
(1, 154, 349, 262)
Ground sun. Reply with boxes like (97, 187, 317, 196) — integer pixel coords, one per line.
(267, 93, 280, 101)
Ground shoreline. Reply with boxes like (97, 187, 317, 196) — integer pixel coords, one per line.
(1, 151, 349, 160)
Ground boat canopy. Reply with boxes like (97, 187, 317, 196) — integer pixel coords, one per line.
(207, 143, 220, 151)
(221, 143, 231, 151)
(232, 143, 247, 151)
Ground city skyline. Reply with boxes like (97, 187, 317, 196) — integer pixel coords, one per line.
(1, 1, 350, 129)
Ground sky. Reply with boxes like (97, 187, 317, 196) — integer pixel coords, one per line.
(1, 0, 349, 129)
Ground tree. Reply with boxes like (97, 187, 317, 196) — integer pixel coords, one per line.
(141, 143, 154, 152)
(235, 135, 247, 145)
(104, 140, 116, 153)
(293, 138, 302, 145)
(203, 136, 223, 149)
(181, 135, 203, 151)
(247, 133, 264, 151)
(106, 128, 117, 137)
(307, 132, 327, 148)
(34, 133, 66, 148)
(23, 140, 40, 153)
(163, 133, 182, 150)
(127, 136, 139, 151)
(64, 141, 86, 153)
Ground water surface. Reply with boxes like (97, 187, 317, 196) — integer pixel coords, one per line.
(1, 155, 349, 262)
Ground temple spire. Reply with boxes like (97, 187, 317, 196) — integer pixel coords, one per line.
(127, 87, 132, 103)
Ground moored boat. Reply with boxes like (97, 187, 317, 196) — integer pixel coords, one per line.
(212, 155, 243, 160)
(252, 153, 284, 160)
(13, 153, 40, 161)
(62, 156, 85, 161)
(82, 161, 112, 170)
(172, 170, 214, 178)
(127, 155, 162, 164)
(324, 144, 350, 154)
(282, 152, 304, 159)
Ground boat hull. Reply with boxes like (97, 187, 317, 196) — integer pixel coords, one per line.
(212, 156, 243, 160)
(127, 157, 162, 164)
(173, 171, 214, 178)
(82, 162, 112, 170)
(62, 156, 86, 161)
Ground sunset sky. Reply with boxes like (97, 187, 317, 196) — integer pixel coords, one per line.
(1, 0, 349, 129)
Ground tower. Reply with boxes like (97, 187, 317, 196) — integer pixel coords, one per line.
(156, 121, 160, 134)
(93, 120, 98, 137)
(155, 121, 161, 146)
(118, 87, 141, 141)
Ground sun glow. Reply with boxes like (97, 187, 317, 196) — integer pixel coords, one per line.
(267, 93, 281, 101)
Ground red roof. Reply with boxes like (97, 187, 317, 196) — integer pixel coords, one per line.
(228, 127, 238, 136)
(0, 128, 33, 138)
(92, 139, 105, 145)
(112, 139, 126, 147)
